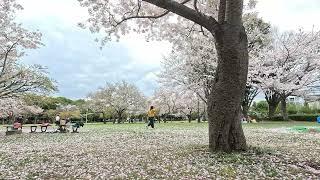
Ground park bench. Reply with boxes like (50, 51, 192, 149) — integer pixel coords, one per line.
(54, 119, 68, 133)
(4, 123, 22, 135)
(29, 123, 51, 133)
(71, 122, 84, 133)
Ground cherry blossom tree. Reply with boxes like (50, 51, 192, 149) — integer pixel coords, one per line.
(88, 81, 146, 123)
(0, 97, 43, 124)
(158, 35, 215, 104)
(0, 0, 57, 98)
(297, 85, 320, 103)
(151, 87, 180, 123)
(159, 12, 271, 120)
(79, 0, 253, 151)
(176, 90, 203, 123)
(252, 29, 320, 120)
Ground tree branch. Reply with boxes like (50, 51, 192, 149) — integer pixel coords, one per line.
(143, 0, 220, 32)
(218, 0, 226, 23)
(0, 38, 22, 77)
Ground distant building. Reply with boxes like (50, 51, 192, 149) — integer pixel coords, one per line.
(287, 96, 304, 105)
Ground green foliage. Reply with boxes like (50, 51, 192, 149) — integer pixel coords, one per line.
(267, 114, 320, 121)
(59, 110, 81, 119)
(287, 103, 298, 115)
(288, 114, 320, 122)
(23, 93, 86, 110)
(300, 106, 314, 114)
(250, 100, 320, 120)
(42, 109, 57, 122)
(249, 101, 269, 118)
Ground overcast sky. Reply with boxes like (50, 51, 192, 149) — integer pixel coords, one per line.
(16, 0, 320, 99)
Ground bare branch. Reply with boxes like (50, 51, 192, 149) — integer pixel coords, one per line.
(114, 10, 170, 27)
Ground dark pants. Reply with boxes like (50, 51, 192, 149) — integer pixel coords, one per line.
(147, 117, 155, 128)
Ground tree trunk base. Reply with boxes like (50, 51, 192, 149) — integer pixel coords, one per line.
(208, 117, 247, 152)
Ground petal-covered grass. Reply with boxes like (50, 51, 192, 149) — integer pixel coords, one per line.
(0, 121, 319, 179)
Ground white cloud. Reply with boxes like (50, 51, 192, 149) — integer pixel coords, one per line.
(121, 34, 172, 67)
(257, 0, 320, 31)
(17, 0, 88, 27)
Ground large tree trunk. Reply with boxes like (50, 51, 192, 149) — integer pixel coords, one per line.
(242, 85, 259, 120)
(112, 116, 116, 124)
(265, 90, 281, 119)
(280, 98, 289, 121)
(117, 113, 122, 124)
(242, 105, 249, 121)
(188, 115, 191, 123)
(188, 109, 192, 123)
(207, 22, 248, 152)
(268, 103, 277, 119)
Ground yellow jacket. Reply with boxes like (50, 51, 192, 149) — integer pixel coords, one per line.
(147, 109, 156, 117)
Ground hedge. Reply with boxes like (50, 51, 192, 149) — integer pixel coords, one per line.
(265, 114, 320, 121)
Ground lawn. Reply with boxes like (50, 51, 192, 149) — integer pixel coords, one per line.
(0, 121, 319, 179)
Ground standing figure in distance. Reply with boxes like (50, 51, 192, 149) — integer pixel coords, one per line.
(147, 106, 156, 129)
(55, 114, 60, 125)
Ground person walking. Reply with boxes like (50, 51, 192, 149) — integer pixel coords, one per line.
(55, 114, 60, 124)
(147, 106, 156, 129)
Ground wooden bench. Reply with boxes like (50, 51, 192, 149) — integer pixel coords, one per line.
(4, 124, 23, 135)
(71, 122, 84, 133)
(29, 123, 51, 133)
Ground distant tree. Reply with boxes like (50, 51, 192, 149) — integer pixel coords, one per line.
(176, 91, 203, 123)
(252, 29, 320, 120)
(88, 81, 146, 123)
(151, 87, 180, 122)
(0, 98, 43, 123)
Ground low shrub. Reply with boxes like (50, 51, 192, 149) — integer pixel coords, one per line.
(266, 114, 320, 121)
(288, 114, 320, 122)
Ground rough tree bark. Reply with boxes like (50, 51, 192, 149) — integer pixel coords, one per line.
(205, 0, 248, 152)
(207, 24, 248, 151)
